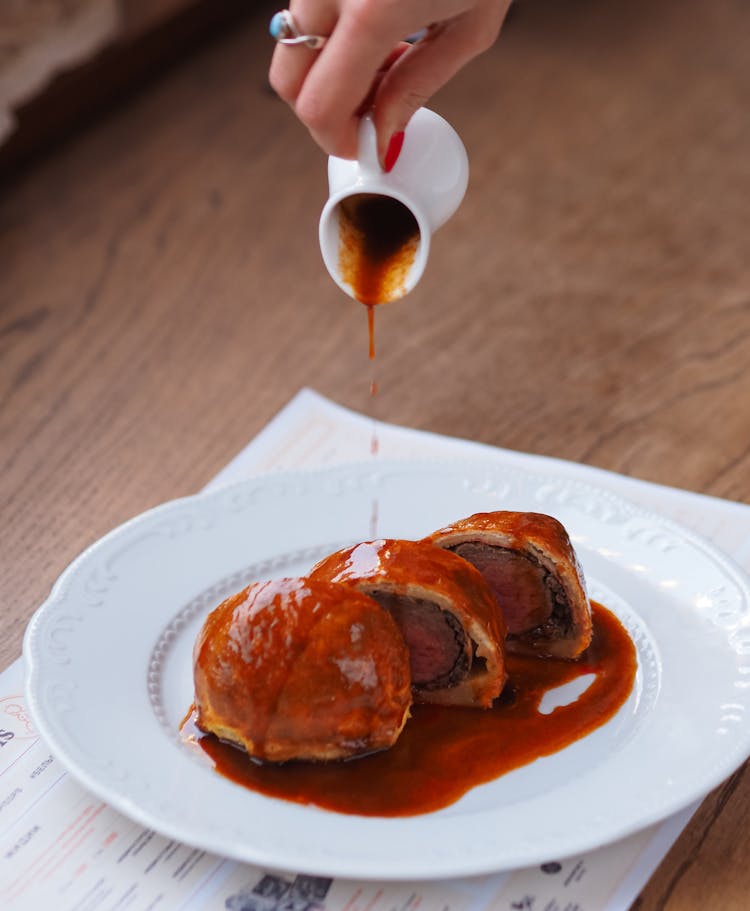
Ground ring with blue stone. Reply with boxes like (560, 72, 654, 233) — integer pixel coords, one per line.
(269, 9, 328, 49)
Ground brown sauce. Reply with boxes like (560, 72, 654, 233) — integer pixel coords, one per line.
(338, 193, 420, 366)
(182, 602, 636, 817)
(338, 193, 420, 309)
(367, 304, 376, 360)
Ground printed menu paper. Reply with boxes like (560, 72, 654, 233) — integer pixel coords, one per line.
(4, 387, 748, 911)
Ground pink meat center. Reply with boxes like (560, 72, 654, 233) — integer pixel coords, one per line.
(451, 543, 553, 634)
(368, 591, 469, 690)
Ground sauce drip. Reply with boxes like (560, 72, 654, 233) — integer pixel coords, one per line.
(183, 602, 636, 817)
(336, 192, 421, 551)
(367, 304, 376, 360)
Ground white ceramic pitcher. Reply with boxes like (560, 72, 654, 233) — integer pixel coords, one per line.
(319, 108, 469, 303)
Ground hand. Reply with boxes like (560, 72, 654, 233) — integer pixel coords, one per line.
(269, 0, 511, 167)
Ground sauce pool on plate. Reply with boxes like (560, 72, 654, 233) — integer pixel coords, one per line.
(182, 601, 636, 816)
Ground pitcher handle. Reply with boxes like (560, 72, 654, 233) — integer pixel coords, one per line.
(357, 115, 381, 177)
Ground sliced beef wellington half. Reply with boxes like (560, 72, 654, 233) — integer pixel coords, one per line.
(310, 539, 506, 708)
(193, 578, 412, 762)
(426, 511, 592, 659)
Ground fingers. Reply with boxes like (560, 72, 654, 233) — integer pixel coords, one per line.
(372, 1, 512, 163)
(269, 1, 409, 159)
(268, 1, 510, 162)
(268, 2, 339, 110)
(293, 6, 405, 159)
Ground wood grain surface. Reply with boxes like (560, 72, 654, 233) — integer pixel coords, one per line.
(2, 0, 749, 906)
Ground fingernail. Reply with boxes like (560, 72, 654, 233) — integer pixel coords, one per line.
(384, 131, 405, 172)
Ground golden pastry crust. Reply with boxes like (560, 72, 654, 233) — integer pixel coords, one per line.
(193, 578, 412, 762)
(426, 511, 592, 659)
(310, 539, 507, 708)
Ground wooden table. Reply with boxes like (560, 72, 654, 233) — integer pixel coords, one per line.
(2, 0, 749, 906)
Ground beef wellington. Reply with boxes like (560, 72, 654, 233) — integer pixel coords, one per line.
(426, 511, 592, 659)
(310, 539, 506, 707)
(193, 578, 412, 762)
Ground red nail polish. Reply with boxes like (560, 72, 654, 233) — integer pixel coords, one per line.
(384, 131, 405, 172)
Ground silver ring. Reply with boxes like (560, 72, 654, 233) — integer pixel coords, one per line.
(269, 10, 328, 50)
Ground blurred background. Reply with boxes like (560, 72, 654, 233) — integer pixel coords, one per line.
(0, 0, 251, 165)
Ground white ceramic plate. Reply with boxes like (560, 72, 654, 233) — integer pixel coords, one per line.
(24, 461, 750, 880)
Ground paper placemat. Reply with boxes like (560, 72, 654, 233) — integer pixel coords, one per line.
(4, 388, 749, 910)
